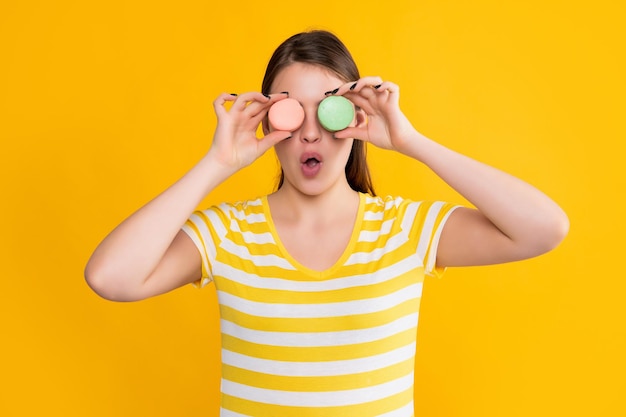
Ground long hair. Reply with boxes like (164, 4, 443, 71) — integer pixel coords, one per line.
(262, 30, 376, 196)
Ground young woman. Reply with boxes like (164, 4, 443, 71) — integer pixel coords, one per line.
(85, 30, 568, 416)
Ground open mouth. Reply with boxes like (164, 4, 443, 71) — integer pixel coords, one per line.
(300, 152, 323, 176)
(304, 157, 320, 167)
(300, 152, 323, 165)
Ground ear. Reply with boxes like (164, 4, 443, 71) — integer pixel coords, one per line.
(354, 106, 368, 128)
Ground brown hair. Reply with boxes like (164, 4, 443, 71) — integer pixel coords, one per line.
(262, 30, 376, 196)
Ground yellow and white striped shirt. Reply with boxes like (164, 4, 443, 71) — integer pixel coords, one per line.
(182, 193, 459, 417)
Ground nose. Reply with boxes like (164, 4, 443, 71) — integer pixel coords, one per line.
(300, 107, 322, 143)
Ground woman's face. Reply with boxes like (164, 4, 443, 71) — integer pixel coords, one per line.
(268, 62, 356, 197)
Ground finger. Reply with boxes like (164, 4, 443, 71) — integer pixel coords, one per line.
(348, 76, 385, 93)
(333, 126, 369, 141)
(328, 77, 385, 97)
(372, 81, 400, 104)
(213, 93, 238, 117)
(343, 93, 377, 115)
(231, 92, 272, 111)
(258, 131, 292, 153)
(246, 92, 290, 119)
(373, 81, 399, 94)
(344, 79, 400, 112)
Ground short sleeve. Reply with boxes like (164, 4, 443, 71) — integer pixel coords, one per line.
(181, 208, 223, 288)
(409, 201, 461, 278)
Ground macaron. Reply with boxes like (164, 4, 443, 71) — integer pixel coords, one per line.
(268, 98, 305, 131)
(317, 95, 355, 132)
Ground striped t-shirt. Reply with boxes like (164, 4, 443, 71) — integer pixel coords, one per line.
(182, 193, 459, 417)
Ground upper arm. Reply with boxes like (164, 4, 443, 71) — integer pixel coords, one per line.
(435, 207, 541, 268)
(88, 230, 203, 302)
(136, 230, 203, 300)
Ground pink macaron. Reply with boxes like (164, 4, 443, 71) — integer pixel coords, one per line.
(268, 98, 305, 131)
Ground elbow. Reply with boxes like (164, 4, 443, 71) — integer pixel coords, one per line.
(548, 209, 570, 249)
(533, 209, 570, 255)
(84, 260, 142, 302)
(84, 263, 121, 301)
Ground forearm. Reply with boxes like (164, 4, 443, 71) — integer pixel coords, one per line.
(402, 131, 569, 249)
(85, 152, 234, 288)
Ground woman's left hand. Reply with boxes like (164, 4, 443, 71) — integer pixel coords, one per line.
(332, 77, 417, 153)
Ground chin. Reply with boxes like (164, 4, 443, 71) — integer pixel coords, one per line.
(295, 184, 328, 197)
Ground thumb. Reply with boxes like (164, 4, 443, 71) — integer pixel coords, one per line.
(333, 127, 367, 141)
(258, 131, 292, 152)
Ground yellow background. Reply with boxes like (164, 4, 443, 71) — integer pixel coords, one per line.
(1, 0, 624, 416)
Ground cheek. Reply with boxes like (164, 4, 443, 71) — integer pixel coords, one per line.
(340, 139, 355, 156)
(333, 139, 355, 165)
(273, 140, 292, 166)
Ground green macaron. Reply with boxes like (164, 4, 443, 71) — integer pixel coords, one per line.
(317, 95, 355, 132)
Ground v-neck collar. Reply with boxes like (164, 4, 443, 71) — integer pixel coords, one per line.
(262, 192, 366, 279)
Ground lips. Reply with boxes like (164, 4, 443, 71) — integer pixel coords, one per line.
(300, 152, 323, 177)
(300, 152, 323, 164)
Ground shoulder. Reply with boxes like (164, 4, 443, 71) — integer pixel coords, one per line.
(185, 197, 267, 234)
(363, 193, 447, 215)
(200, 196, 265, 218)
(363, 193, 408, 212)
(363, 193, 460, 230)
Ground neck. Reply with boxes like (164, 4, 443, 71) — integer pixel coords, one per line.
(269, 181, 359, 223)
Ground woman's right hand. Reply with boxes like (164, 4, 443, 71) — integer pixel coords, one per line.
(85, 92, 291, 302)
(208, 92, 292, 171)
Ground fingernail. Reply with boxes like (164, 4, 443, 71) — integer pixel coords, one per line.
(349, 83, 357, 90)
(374, 84, 382, 89)
(331, 88, 339, 95)
(281, 91, 289, 95)
(324, 90, 333, 96)
(230, 93, 238, 96)
(263, 93, 271, 99)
